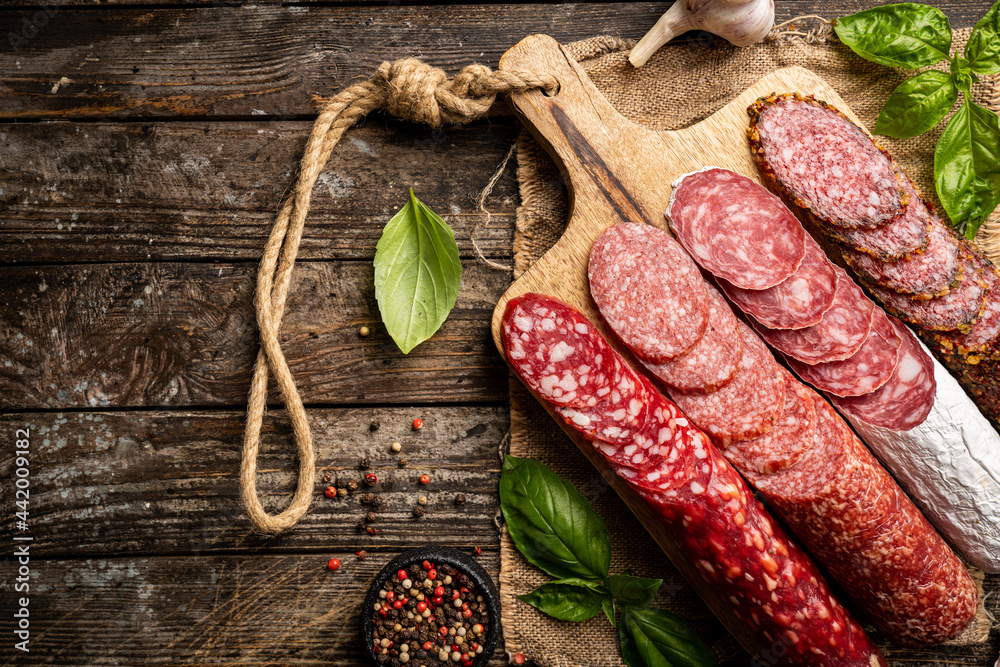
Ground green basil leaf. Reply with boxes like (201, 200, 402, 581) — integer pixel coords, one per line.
(373, 189, 461, 354)
(517, 579, 609, 622)
(874, 70, 958, 138)
(966, 0, 1000, 75)
(602, 595, 617, 627)
(619, 608, 716, 667)
(500, 455, 611, 581)
(935, 100, 1000, 237)
(606, 574, 663, 609)
(834, 4, 951, 69)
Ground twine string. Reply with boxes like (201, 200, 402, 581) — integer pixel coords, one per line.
(241, 58, 558, 534)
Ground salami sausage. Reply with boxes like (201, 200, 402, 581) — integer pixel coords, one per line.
(843, 216, 961, 298)
(718, 236, 838, 330)
(748, 92, 904, 228)
(830, 318, 936, 431)
(588, 222, 709, 362)
(502, 293, 887, 666)
(666, 167, 806, 289)
(939, 256, 1000, 355)
(641, 283, 743, 393)
(830, 175, 930, 260)
(754, 267, 874, 364)
(744, 399, 977, 645)
(785, 309, 902, 397)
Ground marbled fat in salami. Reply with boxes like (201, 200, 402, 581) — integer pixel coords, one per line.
(671, 321, 786, 443)
(748, 93, 904, 228)
(723, 371, 817, 475)
(719, 237, 838, 330)
(941, 257, 1000, 355)
(503, 295, 617, 407)
(589, 223, 709, 362)
(755, 267, 875, 364)
(843, 216, 961, 297)
(869, 254, 987, 333)
(786, 309, 902, 398)
(642, 284, 743, 393)
(830, 318, 936, 431)
(667, 168, 806, 289)
(830, 175, 930, 259)
(746, 400, 976, 645)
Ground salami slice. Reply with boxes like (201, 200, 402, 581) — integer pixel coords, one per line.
(503, 295, 616, 407)
(671, 321, 786, 443)
(786, 309, 902, 397)
(830, 318, 936, 431)
(666, 168, 806, 289)
(843, 216, 961, 297)
(722, 371, 817, 474)
(830, 175, 930, 259)
(642, 284, 743, 393)
(612, 422, 702, 494)
(754, 267, 875, 364)
(589, 223, 709, 362)
(718, 237, 838, 330)
(868, 253, 987, 333)
(749, 93, 904, 228)
(941, 257, 1000, 355)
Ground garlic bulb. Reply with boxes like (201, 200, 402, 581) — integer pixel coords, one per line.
(629, 0, 775, 67)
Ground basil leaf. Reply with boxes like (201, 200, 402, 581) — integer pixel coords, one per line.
(602, 595, 617, 627)
(619, 608, 716, 667)
(935, 99, 1000, 237)
(834, 4, 951, 69)
(606, 574, 663, 609)
(517, 579, 609, 622)
(874, 70, 958, 138)
(373, 189, 461, 354)
(500, 455, 611, 581)
(966, 0, 1000, 75)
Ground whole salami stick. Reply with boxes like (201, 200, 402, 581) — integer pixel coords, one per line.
(502, 293, 887, 667)
(589, 222, 978, 645)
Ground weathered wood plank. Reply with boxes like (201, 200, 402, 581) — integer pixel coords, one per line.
(2, 1, 985, 120)
(0, 406, 507, 557)
(0, 261, 510, 409)
(0, 120, 522, 263)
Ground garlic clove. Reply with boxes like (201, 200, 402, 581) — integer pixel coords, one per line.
(629, 1, 694, 68)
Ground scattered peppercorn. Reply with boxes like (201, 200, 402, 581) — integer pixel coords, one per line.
(323, 472, 333, 483)
(474, 547, 482, 556)
(361, 493, 376, 505)
(327, 558, 341, 571)
(412, 418, 423, 431)
(367, 526, 379, 536)
(324, 486, 338, 499)
(347, 479, 360, 492)
(370, 420, 381, 432)
(360, 457, 372, 470)
(413, 505, 425, 517)
(356, 550, 368, 560)
(366, 511, 378, 523)
(365, 473, 379, 487)
(419, 474, 430, 485)
(418, 496, 428, 505)
(398, 457, 408, 468)
(513, 653, 525, 664)
(391, 441, 402, 452)
(359, 326, 371, 337)
(454, 493, 466, 505)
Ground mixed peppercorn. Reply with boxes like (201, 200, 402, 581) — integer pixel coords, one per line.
(371, 560, 490, 666)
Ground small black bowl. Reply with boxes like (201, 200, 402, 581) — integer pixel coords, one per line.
(361, 546, 500, 666)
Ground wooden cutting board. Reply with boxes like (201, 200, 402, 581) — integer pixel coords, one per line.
(489, 34, 990, 657)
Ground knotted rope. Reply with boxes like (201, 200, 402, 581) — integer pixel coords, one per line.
(241, 58, 559, 534)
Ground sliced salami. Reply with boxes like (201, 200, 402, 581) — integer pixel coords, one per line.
(868, 253, 987, 333)
(786, 309, 902, 398)
(748, 93, 904, 228)
(941, 257, 1000, 355)
(503, 295, 617, 407)
(666, 168, 806, 289)
(843, 216, 961, 297)
(642, 284, 743, 394)
(718, 237, 838, 330)
(830, 175, 930, 259)
(589, 223, 709, 362)
(612, 423, 702, 494)
(754, 267, 875, 363)
(831, 318, 936, 431)
(671, 321, 786, 443)
(722, 371, 817, 474)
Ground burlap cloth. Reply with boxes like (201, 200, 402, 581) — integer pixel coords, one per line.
(501, 22, 1000, 666)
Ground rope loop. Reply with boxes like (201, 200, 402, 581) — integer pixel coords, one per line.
(240, 58, 557, 534)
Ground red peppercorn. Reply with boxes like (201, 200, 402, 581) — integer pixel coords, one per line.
(423, 641, 434, 651)
(438, 626, 449, 636)
(399, 596, 409, 604)
(471, 643, 479, 651)
(392, 600, 403, 609)
(419, 474, 430, 485)
(431, 596, 443, 606)
(326, 558, 341, 571)
(386, 591, 396, 602)
(434, 586, 445, 597)
(397, 569, 408, 581)
(324, 486, 337, 498)
(422, 560, 433, 570)
(461, 602, 469, 611)
(452, 590, 461, 600)
(416, 601, 427, 613)
(452, 644, 460, 653)
(412, 418, 423, 430)
(462, 608, 473, 618)
(474, 546, 482, 556)
(461, 654, 469, 662)
(365, 473, 378, 486)
(514, 653, 526, 665)
(427, 569, 438, 581)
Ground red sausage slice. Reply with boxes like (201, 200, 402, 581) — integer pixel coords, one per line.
(831, 175, 930, 260)
(942, 258, 1000, 354)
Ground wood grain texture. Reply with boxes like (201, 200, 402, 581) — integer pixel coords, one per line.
(0, 120, 520, 262)
(0, 261, 509, 409)
(0, 406, 507, 558)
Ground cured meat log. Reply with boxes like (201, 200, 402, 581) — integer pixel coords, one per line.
(501, 293, 886, 666)
(668, 166, 1000, 574)
(591, 222, 979, 642)
(748, 91, 1000, 432)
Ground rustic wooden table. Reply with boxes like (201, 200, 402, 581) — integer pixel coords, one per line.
(0, 1, 997, 665)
